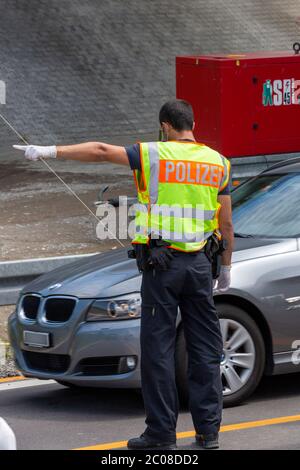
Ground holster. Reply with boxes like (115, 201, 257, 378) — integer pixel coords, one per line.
(128, 237, 172, 272)
(128, 243, 151, 272)
(205, 234, 227, 279)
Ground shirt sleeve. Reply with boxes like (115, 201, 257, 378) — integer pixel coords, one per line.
(125, 144, 141, 170)
(218, 167, 232, 195)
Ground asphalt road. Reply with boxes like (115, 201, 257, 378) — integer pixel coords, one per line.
(1, 373, 300, 450)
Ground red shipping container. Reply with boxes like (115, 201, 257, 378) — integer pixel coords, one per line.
(176, 51, 300, 157)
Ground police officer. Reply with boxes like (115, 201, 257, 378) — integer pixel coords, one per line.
(14, 99, 234, 450)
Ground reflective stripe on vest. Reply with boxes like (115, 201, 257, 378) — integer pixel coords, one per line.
(148, 142, 159, 204)
(132, 203, 215, 220)
(135, 227, 214, 243)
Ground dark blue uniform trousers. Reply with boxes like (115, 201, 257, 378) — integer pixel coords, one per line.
(140, 250, 223, 442)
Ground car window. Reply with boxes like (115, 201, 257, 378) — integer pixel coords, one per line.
(232, 172, 300, 238)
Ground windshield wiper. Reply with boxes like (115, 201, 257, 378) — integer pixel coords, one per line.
(234, 232, 255, 238)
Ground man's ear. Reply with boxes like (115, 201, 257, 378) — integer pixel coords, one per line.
(161, 122, 169, 141)
(192, 121, 195, 131)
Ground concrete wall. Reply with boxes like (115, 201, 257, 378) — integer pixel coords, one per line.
(0, 0, 299, 146)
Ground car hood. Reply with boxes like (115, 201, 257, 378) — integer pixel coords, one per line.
(22, 237, 298, 299)
(232, 237, 297, 262)
(22, 249, 141, 299)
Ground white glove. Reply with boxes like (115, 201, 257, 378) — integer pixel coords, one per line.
(0, 417, 16, 450)
(213, 265, 231, 292)
(13, 144, 57, 161)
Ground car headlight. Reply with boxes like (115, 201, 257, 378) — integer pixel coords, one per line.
(86, 294, 141, 322)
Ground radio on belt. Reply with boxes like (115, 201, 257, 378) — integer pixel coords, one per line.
(176, 51, 300, 157)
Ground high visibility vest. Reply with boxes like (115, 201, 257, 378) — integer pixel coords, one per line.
(132, 141, 230, 252)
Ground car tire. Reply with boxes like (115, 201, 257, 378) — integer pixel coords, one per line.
(175, 303, 266, 408)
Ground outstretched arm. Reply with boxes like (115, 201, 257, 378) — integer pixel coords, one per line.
(57, 142, 129, 165)
(13, 142, 129, 166)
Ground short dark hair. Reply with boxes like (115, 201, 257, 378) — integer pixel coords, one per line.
(159, 99, 194, 131)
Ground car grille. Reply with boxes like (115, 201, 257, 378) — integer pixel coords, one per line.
(76, 356, 134, 376)
(23, 351, 70, 373)
(44, 298, 76, 322)
(22, 295, 41, 320)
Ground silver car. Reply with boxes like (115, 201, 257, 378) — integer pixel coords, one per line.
(8, 157, 300, 407)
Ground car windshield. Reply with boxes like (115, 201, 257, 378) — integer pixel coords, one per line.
(232, 172, 300, 238)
